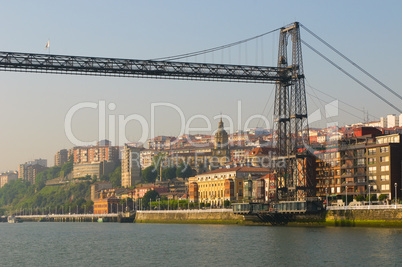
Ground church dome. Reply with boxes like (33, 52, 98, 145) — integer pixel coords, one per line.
(215, 118, 228, 149)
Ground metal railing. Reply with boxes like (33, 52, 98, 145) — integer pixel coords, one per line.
(327, 205, 402, 210)
(137, 209, 233, 214)
(16, 213, 120, 218)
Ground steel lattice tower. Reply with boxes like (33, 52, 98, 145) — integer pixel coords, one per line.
(273, 22, 315, 201)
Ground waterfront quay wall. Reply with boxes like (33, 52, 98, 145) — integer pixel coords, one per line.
(136, 209, 402, 227)
(323, 209, 402, 227)
(10, 209, 402, 227)
(135, 209, 245, 224)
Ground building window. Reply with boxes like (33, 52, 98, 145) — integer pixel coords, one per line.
(356, 158, 364, 165)
(380, 156, 389, 162)
(367, 158, 376, 165)
(368, 175, 377, 181)
(380, 147, 389, 153)
(380, 165, 390, 172)
(380, 175, 390, 181)
(368, 167, 376, 174)
(356, 149, 365, 157)
(367, 148, 376, 155)
(381, 184, 390, 191)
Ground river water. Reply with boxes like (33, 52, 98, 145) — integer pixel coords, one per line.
(0, 222, 401, 266)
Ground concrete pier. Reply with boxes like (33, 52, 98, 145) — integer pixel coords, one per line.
(15, 213, 132, 223)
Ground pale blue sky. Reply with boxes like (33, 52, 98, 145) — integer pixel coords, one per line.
(0, 1, 401, 171)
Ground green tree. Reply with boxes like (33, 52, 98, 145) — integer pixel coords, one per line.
(342, 195, 353, 203)
(100, 174, 109, 182)
(176, 162, 193, 178)
(355, 195, 365, 201)
(163, 166, 177, 180)
(366, 194, 377, 201)
(47, 166, 61, 180)
(34, 172, 47, 191)
(110, 166, 121, 187)
(142, 190, 160, 209)
(153, 153, 165, 169)
(379, 194, 388, 201)
(61, 161, 73, 176)
(142, 165, 157, 183)
(152, 153, 166, 180)
(0, 179, 93, 215)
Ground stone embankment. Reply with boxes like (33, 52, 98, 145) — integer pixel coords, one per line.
(135, 209, 402, 227)
(135, 209, 245, 224)
(9, 209, 402, 227)
(323, 209, 402, 227)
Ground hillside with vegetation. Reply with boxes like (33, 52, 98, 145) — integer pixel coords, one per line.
(0, 160, 113, 216)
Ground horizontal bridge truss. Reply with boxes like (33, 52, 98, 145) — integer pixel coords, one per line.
(0, 51, 288, 83)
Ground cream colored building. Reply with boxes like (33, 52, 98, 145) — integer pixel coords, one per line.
(121, 144, 141, 187)
(0, 171, 18, 188)
(194, 166, 271, 206)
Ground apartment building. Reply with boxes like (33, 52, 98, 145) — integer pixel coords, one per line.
(73, 145, 119, 164)
(315, 131, 402, 202)
(54, 149, 68, 166)
(121, 144, 141, 187)
(365, 134, 401, 201)
(0, 171, 18, 188)
(18, 158, 48, 184)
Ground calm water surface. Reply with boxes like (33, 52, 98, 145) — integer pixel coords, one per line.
(0, 222, 401, 266)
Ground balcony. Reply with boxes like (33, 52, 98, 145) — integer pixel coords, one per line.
(341, 172, 353, 178)
(341, 164, 354, 169)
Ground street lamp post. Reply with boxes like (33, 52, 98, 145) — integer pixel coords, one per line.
(345, 186, 348, 209)
(325, 187, 328, 210)
(395, 183, 398, 209)
(368, 184, 371, 209)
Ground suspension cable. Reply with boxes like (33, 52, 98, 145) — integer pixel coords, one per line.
(150, 28, 281, 62)
(305, 79, 379, 120)
(302, 40, 402, 113)
(300, 23, 402, 101)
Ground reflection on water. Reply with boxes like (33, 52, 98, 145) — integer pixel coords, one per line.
(0, 223, 401, 266)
